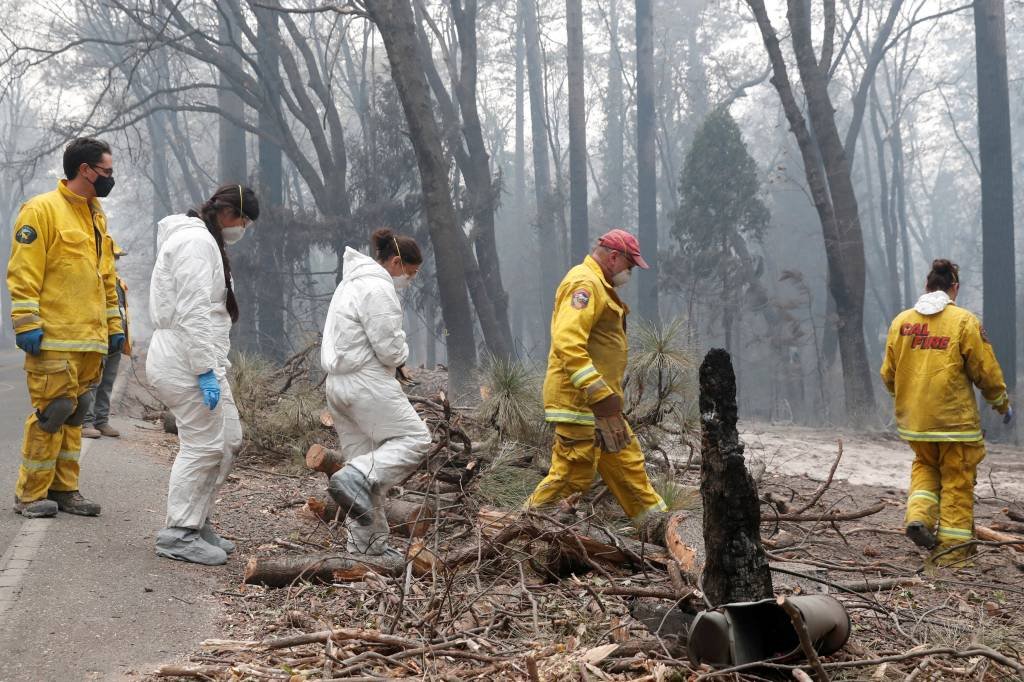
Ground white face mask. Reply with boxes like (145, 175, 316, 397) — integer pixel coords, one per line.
(222, 226, 246, 245)
(612, 269, 632, 288)
(392, 273, 412, 291)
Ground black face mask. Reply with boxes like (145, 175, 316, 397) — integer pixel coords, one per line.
(89, 168, 115, 198)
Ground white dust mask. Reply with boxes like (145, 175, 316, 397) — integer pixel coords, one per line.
(393, 273, 412, 291)
(222, 226, 246, 244)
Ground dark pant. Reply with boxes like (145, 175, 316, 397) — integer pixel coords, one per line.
(85, 352, 121, 427)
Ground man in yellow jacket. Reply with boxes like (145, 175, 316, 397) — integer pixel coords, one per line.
(7, 137, 124, 518)
(525, 229, 666, 520)
(881, 259, 1010, 564)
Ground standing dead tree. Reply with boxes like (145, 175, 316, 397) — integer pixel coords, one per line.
(698, 348, 773, 605)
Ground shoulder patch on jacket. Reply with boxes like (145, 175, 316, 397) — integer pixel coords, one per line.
(570, 288, 591, 310)
(15, 225, 36, 244)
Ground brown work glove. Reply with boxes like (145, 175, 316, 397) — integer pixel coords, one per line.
(395, 364, 419, 387)
(592, 394, 630, 453)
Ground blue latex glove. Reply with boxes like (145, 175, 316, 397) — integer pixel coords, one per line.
(1003, 405, 1014, 425)
(16, 328, 43, 355)
(197, 370, 220, 410)
(108, 333, 125, 354)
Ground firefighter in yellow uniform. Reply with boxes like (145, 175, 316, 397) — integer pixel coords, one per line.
(881, 259, 1010, 564)
(525, 229, 666, 520)
(7, 138, 124, 518)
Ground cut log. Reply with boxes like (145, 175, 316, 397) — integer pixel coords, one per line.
(243, 551, 406, 587)
(305, 443, 346, 477)
(155, 665, 223, 679)
(465, 507, 669, 576)
(698, 349, 773, 606)
(977, 525, 1024, 553)
(303, 496, 434, 538)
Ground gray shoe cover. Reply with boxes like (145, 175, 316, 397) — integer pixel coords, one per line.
(328, 466, 374, 523)
(200, 521, 236, 554)
(155, 527, 228, 565)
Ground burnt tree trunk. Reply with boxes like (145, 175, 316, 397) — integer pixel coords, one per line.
(366, 0, 477, 396)
(975, 0, 1017, 398)
(698, 349, 773, 606)
(566, 0, 588, 262)
(635, 0, 659, 324)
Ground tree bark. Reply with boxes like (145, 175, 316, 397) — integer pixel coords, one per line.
(635, 0, 659, 324)
(698, 349, 773, 606)
(365, 0, 477, 396)
(256, 4, 286, 361)
(747, 0, 877, 424)
(566, 0, 589, 263)
(243, 551, 406, 587)
(974, 0, 1017, 396)
(523, 0, 559, 350)
(217, 0, 246, 185)
(603, 0, 625, 230)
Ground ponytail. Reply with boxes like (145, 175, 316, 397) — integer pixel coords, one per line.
(925, 258, 959, 293)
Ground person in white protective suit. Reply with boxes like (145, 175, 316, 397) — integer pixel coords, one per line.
(322, 228, 432, 557)
(147, 184, 260, 565)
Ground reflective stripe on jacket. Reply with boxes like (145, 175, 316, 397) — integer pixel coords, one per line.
(7, 181, 122, 353)
(881, 297, 1008, 442)
(543, 256, 627, 427)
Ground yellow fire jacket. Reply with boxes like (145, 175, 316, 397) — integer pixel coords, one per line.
(880, 297, 1008, 442)
(7, 181, 123, 353)
(543, 256, 628, 426)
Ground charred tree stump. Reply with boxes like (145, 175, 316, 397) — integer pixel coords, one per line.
(698, 348, 773, 605)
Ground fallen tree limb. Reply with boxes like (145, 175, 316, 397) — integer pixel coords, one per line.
(976, 525, 1024, 553)
(777, 595, 829, 682)
(772, 502, 886, 523)
(262, 627, 421, 651)
(154, 665, 224, 679)
(792, 439, 843, 514)
(243, 552, 406, 587)
(1005, 507, 1024, 523)
(832, 575, 923, 593)
(304, 495, 434, 538)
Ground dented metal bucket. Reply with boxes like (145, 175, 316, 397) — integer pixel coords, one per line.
(687, 595, 851, 668)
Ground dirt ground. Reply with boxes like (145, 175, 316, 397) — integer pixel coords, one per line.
(136, 408, 1024, 681)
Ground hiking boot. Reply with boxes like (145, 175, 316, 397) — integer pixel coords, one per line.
(155, 527, 227, 566)
(328, 466, 374, 523)
(95, 423, 120, 438)
(200, 520, 236, 554)
(13, 497, 58, 518)
(47, 490, 101, 516)
(906, 521, 938, 550)
(81, 426, 101, 439)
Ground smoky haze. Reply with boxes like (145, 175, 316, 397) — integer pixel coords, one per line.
(0, 0, 1019, 428)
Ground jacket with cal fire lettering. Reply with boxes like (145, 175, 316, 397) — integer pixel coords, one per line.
(543, 255, 627, 427)
(880, 291, 1008, 442)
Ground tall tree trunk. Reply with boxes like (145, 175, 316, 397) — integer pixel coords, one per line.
(523, 0, 559, 349)
(603, 0, 625, 229)
(255, 5, 286, 361)
(747, 0, 877, 424)
(868, 94, 900, 317)
(974, 0, 1016, 395)
(365, 0, 477, 396)
(217, 0, 247, 184)
(448, 0, 514, 359)
(566, 0, 588, 263)
(635, 0, 659, 324)
(514, 4, 528, 351)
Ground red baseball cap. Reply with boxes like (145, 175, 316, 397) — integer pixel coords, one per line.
(598, 229, 650, 269)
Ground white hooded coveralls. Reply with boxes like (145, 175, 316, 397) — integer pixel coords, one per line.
(322, 247, 431, 552)
(147, 215, 242, 530)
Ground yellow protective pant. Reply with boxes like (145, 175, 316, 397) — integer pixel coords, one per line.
(905, 441, 985, 558)
(525, 423, 667, 519)
(15, 350, 103, 503)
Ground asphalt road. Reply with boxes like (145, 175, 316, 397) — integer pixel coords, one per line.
(0, 350, 223, 680)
